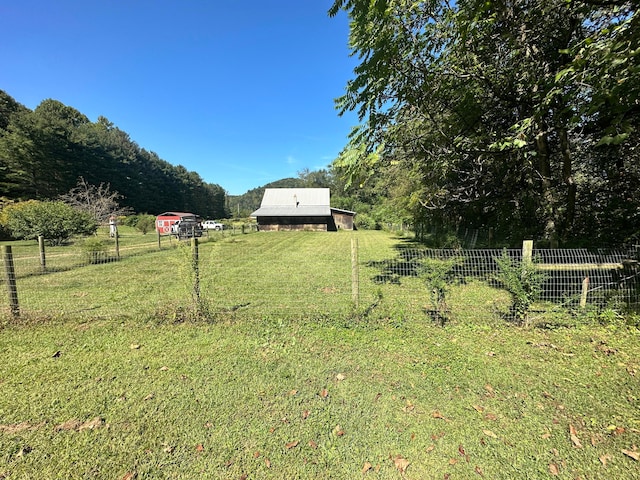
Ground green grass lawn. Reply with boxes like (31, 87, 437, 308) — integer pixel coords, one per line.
(1, 231, 639, 479)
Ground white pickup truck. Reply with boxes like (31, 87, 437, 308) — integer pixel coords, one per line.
(202, 220, 224, 231)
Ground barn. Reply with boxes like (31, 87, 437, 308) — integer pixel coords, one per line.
(155, 212, 200, 235)
(250, 188, 355, 231)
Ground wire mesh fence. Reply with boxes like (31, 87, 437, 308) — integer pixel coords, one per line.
(1, 233, 639, 324)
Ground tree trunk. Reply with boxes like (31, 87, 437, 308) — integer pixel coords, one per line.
(559, 128, 576, 242)
(535, 130, 558, 247)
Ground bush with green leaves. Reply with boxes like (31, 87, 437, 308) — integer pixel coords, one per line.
(494, 249, 547, 324)
(418, 255, 463, 325)
(0, 200, 97, 245)
(122, 214, 156, 234)
(81, 237, 109, 264)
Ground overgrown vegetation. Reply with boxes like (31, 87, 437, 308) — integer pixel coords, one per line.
(494, 249, 548, 325)
(418, 255, 463, 325)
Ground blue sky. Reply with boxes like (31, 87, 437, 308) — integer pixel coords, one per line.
(1, 1, 358, 195)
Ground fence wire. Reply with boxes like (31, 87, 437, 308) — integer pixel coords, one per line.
(1, 235, 639, 323)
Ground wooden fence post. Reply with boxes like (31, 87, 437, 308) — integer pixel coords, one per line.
(191, 237, 200, 303)
(38, 235, 46, 272)
(2, 245, 20, 318)
(115, 231, 120, 259)
(580, 276, 589, 308)
(522, 240, 533, 264)
(351, 237, 359, 308)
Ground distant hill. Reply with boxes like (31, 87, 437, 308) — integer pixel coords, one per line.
(0, 90, 227, 219)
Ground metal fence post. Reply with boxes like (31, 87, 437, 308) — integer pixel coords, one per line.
(351, 237, 359, 308)
(38, 235, 46, 272)
(2, 245, 20, 318)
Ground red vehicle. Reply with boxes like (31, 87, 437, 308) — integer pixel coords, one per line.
(155, 212, 203, 237)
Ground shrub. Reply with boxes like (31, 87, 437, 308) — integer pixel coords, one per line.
(418, 255, 463, 325)
(0, 200, 97, 245)
(81, 237, 109, 264)
(494, 249, 547, 325)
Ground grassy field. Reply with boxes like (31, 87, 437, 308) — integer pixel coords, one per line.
(1, 230, 639, 479)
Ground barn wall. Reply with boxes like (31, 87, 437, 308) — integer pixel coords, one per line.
(333, 213, 354, 230)
(257, 216, 330, 232)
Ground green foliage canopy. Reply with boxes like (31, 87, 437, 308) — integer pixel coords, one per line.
(0, 93, 228, 219)
(330, 0, 640, 246)
(0, 200, 98, 245)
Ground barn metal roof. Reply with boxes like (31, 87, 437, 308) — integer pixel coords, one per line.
(250, 188, 332, 217)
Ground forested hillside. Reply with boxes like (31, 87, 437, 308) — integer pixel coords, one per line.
(0, 91, 227, 219)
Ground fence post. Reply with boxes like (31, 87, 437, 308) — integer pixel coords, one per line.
(114, 231, 120, 259)
(580, 276, 589, 308)
(38, 235, 46, 272)
(191, 237, 200, 303)
(157, 230, 162, 249)
(351, 237, 359, 308)
(522, 240, 533, 264)
(2, 245, 20, 318)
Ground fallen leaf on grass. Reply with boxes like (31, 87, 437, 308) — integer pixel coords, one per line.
(472, 405, 484, 413)
(130, 344, 140, 350)
(14, 446, 32, 458)
(362, 462, 372, 474)
(302, 409, 310, 420)
(426, 445, 435, 453)
(549, 463, 559, 475)
(285, 440, 299, 450)
(333, 425, 345, 436)
(599, 454, 613, 466)
(265, 458, 271, 468)
(320, 388, 329, 399)
(449, 458, 457, 465)
(569, 424, 583, 448)
(484, 384, 495, 396)
(159, 366, 169, 371)
(289, 389, 298, 396)
(52, 350, 61, 358)
(432, 411, 449, 421)
(622, 448, 639, 461)
(308, 440, 318, 449)
(458, 444, 466, 456)
(195, 444, 204, 452)
(144, 393, 155, 401)
(475, 465, 484, 476)
(336, 373, 346, 381)
(393, 455, 410, 474)
(482, 430, 498, 439)
(121, 473, 135, 480)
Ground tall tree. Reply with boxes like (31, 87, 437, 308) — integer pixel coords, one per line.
(330, 0, 639, 246)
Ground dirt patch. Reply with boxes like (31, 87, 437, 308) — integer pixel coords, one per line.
(0, 422, 45, 434)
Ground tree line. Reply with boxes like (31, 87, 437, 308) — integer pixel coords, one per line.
(0, 90, 227, 220)
(329, 0, 639, 247)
